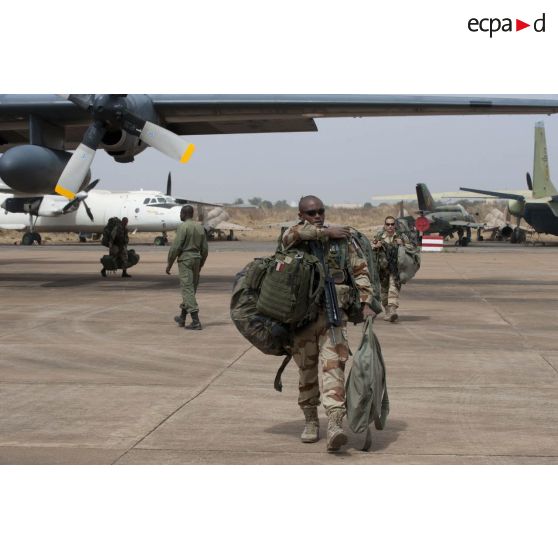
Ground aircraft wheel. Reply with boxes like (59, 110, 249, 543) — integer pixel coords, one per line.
(21, 232, 35, 245)
(459, 237, 469, 247)
(154, 236, 165, 246)
(510, 228, 526, 244)
(32, 232, 42, 245)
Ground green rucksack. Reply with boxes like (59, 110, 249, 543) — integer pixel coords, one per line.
(230, 246, 325, 392)
(349, 228, 383, 315)
(101, 217, 123, 247)
(256, 248, 325, 326)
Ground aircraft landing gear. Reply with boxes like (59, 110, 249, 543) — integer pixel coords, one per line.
(510, 227, 526, 244)
(21, 231, 41, 245)
(154, 232, 169, 246)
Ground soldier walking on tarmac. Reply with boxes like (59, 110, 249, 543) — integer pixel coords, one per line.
(166, 205, 208, 330)
(372, 215, 414, 322)
(282, 195, 375, 452)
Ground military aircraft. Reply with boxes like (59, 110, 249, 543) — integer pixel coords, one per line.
(3, 94, 558, 204)
(0, 173, 250, 245)
(373, 183, 485, 245)
(460, 121, 558, 243)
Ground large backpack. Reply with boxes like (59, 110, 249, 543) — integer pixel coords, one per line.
(101, 217, 122, 247)
(256, 247, 324, 326)
(398, 244, 421, 284)
(230, 246, 325, 392)
(349, 228, 383, 315)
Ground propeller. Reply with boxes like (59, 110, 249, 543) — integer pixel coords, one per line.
(62, 179, 99, 221)
(55, 95, 195, 200)
(166, 172, 172, 196)
(526, 172, 533, 191)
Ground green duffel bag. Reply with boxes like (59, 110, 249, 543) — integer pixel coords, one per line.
(346, 316, 390, 450)
(100, 249, 140, 271)
(398, 245, 421, 284)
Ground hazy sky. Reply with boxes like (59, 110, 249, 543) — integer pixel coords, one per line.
(89, 105, 558, 205)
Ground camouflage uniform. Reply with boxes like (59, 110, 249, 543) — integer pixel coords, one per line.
(282, 222, 374, 415)
(109, 224, 129, 270)
(373, 230, 413, 310)
(168, 218, 208, 313)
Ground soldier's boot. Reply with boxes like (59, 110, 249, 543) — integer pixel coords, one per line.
(122, 270, 132, 278)
(383, 305, 391, 321)
(388, 305, 398, 322)
(326, 409, 348, 452)
(300, 407, 320, 443)
(174, 308, 188, 327)
(185, 311, 203, 330)
(100, 268, 107, 277)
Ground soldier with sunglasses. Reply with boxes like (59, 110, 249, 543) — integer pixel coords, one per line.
(281, 195, 375, 452)
(373, 216, 414, 322)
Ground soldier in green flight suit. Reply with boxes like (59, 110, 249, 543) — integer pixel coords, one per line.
(166, 205, 208, 330)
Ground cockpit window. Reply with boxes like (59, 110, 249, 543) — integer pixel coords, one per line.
(157, 197, 166, 203)
(143, 198, 150, 204)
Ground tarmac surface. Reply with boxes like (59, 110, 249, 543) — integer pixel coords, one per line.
(1, 240, 557, 464)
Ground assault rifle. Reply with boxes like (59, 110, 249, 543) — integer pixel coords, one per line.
(310, 240, 342, 344)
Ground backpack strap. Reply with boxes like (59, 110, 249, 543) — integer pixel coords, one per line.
(273, 354, 292, 392)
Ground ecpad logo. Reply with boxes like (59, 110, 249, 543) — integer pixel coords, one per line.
(468, 13, 546, 37)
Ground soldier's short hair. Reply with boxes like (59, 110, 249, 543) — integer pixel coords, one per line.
(298, 195, 323, 212)
(384, 215, 396, 224)
(181, 205, 194, 218)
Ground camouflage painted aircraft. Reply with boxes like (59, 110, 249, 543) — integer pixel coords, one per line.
(373, 183, 485, 245)
(461, 121, 558, 243)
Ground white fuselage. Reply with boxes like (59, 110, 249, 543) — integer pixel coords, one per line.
(0, 190, 184, 233)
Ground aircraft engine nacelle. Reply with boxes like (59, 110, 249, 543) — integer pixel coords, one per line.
(99, 128, 147, 163)
(0, 145, 91, 195)
(507, 199, 525, 217)
(1, 195, 69, 217)
(99, 94, 159, 163)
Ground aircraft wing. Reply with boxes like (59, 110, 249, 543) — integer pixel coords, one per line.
(439, 190, 531, 199)
(4, 94, 558, 150)
(371, 194, 419, 202)
(448, 220, 485, 228)
(459, 187, 526, 201)
(211, 221, 253, 232)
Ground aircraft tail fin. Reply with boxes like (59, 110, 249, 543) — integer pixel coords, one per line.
(416, 183, 435, 212)
(532, 122, 558, 199)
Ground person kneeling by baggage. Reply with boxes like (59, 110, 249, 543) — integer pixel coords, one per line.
(100, 216, 136, 278)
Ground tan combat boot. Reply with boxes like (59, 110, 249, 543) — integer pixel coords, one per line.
(326, 409, 348, 452)
(388, 305, 398, 322)
(300, 407, 320, 443)
(383, 306, 391, 321)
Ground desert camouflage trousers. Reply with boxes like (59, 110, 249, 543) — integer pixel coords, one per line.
(380, 273, 400, 309)
(178, 257, 201, 313)
(292, 311, 349, 413)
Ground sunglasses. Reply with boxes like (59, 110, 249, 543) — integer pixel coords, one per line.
(304, 208, 325, 216)
(385, 222, 396, 226)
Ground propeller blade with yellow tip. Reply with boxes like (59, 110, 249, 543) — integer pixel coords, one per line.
(54, 121, 105, 199)
(139, 121, 195, 163)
